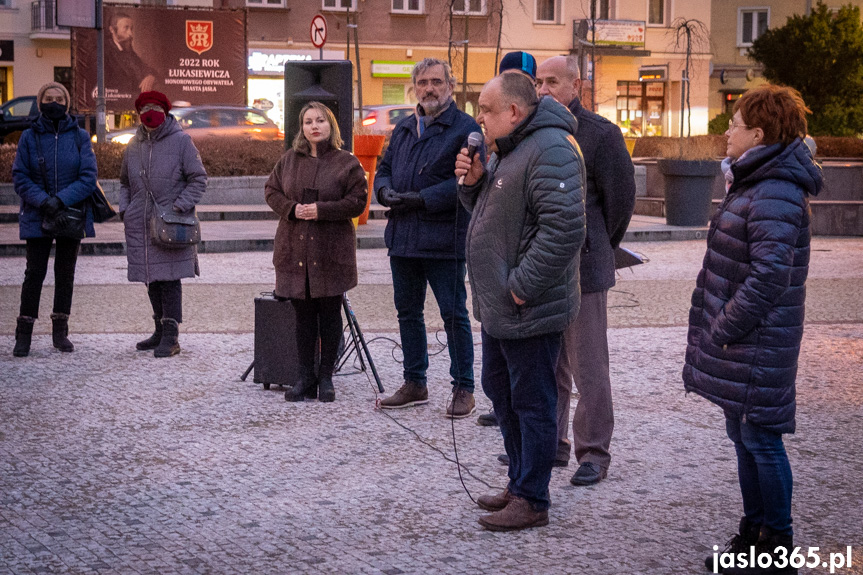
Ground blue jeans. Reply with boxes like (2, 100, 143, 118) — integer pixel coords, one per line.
(390, 256, 474, 392)
(481, 328, 561, 511)
(726, 416, 793, 536)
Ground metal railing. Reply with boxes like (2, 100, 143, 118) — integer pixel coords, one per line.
(31, 0, 68, 34)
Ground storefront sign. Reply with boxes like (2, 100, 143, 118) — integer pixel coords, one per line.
(72, 6, 246, 111)
(592, 20, 645, 47)
(639, 66, 667, 82)
(371, 61, 416, 78)
(248, 49, 343, 75)
(0, 41, 13, 62)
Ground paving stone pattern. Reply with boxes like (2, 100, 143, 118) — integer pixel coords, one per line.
(1, 240, 862, 574)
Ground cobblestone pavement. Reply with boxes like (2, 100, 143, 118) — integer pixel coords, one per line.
(1, 239, 862, 574)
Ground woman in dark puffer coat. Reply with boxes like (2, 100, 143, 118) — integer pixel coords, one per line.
(12, 82, 98, 357)
(119, 91, 207, 358)
(683, 85, 822, 575)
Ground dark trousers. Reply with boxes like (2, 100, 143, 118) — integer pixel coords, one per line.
(726, 416, 793, 537)
(481, 328, 561, 511)
(389, 256, 474, 392)
(555, 290, 614, 468)
(291, 295, 343, 372)
(19, 237, 81, 318)
(147, 280, 183, 323)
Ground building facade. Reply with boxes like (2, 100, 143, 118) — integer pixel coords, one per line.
(709, 0, 863, 124)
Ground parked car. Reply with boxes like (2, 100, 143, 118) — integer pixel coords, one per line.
(105, 105, 282, 145)
(0, 95, 95, 144)
(359, 104, 415, 134)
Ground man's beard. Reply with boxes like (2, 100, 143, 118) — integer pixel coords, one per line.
(419, 94, 450, 116)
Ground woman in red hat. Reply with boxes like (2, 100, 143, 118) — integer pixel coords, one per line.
(119, 91, 207, 358)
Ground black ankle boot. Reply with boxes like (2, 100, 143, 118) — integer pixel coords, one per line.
(318, 367, 335, 402)
(707, 516, 762, 572)
(285, 367, 316, 402)
(154, 318, 180, 358)
(13, 316, 35, 357)
(50, 313, 74, 352)
(723, 526, 796, 575)
(136, 315, 163, 351)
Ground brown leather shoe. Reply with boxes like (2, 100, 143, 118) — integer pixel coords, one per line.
(478, 496, 549, 531)
(445, 388, 475, 419)
(476, 487, 515, 511)
(380, 381, 429, 409)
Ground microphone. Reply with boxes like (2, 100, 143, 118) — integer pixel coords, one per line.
(458, 131, 484, 186)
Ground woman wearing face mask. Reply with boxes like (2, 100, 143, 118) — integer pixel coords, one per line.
(119, 91, 207, 358)
(265, 101, 367, 402)
(12, 82, 98, 357)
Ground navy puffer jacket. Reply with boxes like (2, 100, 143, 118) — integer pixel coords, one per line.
(682, 139, 822, 434)
(13, 115, 98, 239)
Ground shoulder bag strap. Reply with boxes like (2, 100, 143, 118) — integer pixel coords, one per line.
(32, 131, 52, 196)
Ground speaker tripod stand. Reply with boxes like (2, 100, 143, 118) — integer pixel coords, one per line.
(337, 294, 384, 393)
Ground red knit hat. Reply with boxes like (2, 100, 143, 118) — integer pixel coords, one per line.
(135, 91, 172, 113)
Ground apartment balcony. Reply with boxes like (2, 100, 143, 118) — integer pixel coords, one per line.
(31, 0, 70, 40)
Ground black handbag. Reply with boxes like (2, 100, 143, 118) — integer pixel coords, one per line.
(90, 181, 118, 223)
(33, 132, 86, 239)
(142, 169, 201, 249)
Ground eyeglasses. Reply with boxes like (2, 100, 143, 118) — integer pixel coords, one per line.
(415, 78, 446, 88)
(728, 119, 750, 131)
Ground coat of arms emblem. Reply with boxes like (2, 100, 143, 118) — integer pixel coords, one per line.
(186, 20, 213, 55)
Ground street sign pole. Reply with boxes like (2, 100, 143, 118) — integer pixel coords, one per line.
(95, 0, 105, 143)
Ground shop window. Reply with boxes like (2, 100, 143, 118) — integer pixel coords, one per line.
(647, 0, 664, 25)
(247, 0, 284, 6)
(452, 0, 485, 15)
(54, 67, 72, 96)
(323, 0, 355, 10)
(738, 8, 768, 46)
(535, 0, 561, 23)
(617, 80, 664, 137)
(392, 0, 423, 14)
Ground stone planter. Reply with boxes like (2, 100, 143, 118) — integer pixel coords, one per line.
(658, 159, 717, 226)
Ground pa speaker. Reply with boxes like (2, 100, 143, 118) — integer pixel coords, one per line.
(254, 295, 298, 389)
(283, 60, 353, 152)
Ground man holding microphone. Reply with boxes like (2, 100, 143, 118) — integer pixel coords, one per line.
(455, 72, 585, 531)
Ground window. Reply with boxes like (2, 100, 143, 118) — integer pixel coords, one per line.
(392, 0, 423, 14)
(739, 8, 769, 46)
(535, 0, 561, 23)
(323, 0, 355, 10)
(247, 0, 284, 6)
(647, 0, 664, 25)
(592, 0, 609, 19)
(452, 0, 485, 15)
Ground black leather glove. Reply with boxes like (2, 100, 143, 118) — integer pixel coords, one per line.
(40, 196, 64, 218)
(378, 187, 400, 207)
(53, 211, 70, 229)
(389, 191, 424, 213)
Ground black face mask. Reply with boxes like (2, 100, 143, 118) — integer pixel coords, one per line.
(41, 102, 67, 121)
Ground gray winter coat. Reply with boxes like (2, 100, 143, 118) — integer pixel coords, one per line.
(119, 116, 207, 283)
(459, 97, 586, 339)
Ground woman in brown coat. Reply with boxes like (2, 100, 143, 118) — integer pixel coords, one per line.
(265, 102, 367, 403)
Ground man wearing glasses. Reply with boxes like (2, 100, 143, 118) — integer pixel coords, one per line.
(375, 58, 481, 419)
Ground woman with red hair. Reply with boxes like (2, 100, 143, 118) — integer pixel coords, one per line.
(684, 84, 822, 574)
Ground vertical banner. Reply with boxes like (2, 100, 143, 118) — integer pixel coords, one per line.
(73, 6, 246, 111)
